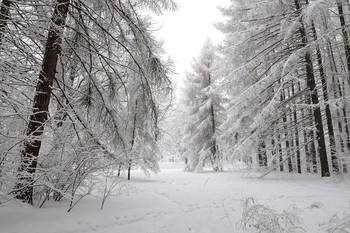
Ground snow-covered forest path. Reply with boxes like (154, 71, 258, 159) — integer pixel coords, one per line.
(1, 164, 349, 233)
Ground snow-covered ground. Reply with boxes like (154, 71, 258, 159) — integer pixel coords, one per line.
(1, 162, 349, 233)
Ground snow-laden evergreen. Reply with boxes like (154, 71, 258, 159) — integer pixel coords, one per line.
(216, 0, 350, 176)
(0, 0, 176, 205)
(181, 39, 226, 172)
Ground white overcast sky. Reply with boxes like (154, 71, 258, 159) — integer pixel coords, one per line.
(152, 0, 231, 84)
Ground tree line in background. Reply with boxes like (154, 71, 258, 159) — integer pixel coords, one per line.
(179, 0, 350, 177)
(0, 0, 176, 206)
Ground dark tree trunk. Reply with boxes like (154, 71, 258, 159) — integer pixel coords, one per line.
(209, 92, 218, 171)
(14, 0, 70, 204)
(0, 0, 11, 43)
(271, 138, 277, 168)
(291, 82, 301, 173)
(210, 117, 218, 171)
(327, 39, 350, 173)
(127, 160, 131, 181)
(336, 0, 350, 85)
(295, 0, 330, 177)
(258, 141, 267, 167)
(282, 86, 293, 172)
(299, 83, 314, 173)
(206, 71, 218, 171)
(305, 50, 329, 176)
(303, 42, 330, 176)
(117, 165, 121, 177)
(278, 134, 283, 172)
(277, 81, 284, 172)
(311, 23, 338, 173)
(128, 100, 138, 181)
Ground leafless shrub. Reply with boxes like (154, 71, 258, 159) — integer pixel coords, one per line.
(240, 197, 306, 233)
(324, 208, 350, 233)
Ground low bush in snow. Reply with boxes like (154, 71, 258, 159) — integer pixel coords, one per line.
(240, 197, 305, 233)
(324, 208, 350, 233)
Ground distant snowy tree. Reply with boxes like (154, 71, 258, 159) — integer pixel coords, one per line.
(182, 39, 226, 172)
(157, 101, 185, 162)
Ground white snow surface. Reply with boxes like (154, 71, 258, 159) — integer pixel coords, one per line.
(1, 162, 349, 233)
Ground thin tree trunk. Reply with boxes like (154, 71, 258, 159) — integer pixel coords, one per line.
(277, 81, 285, 172)
(14, 0, 70, 204)
(258, 141, 267, 167)
(278, 134, 284, 172)
(337, 79, 350, 173)
(336, 0, 350, 85)
(305, 50, 329, 176)
(291, 82, 301, 173)
(271, 137, 277, 169)
(295, 0, 330, 177)
(311, 23, 339, 173)
(282, 86, 293, 172)
(128, 100, 138, 180)
(307, 113, 318, 174)
(327, 39, 350, 173)
(127, 160, 131, 180)
(117, 165, 121, 177)
(209, 73, 218, 171)
(210, 102, 218, 171)
(0, 0, 11, 43)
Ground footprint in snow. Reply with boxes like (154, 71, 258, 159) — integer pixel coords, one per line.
(307, 202, 324, 209)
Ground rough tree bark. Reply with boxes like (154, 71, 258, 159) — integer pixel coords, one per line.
(14, 0, 70, 204)
(295, 0, 330, 177)
(311, 22, 338, 173)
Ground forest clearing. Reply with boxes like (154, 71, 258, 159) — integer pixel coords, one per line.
(1, 163, 349, 233)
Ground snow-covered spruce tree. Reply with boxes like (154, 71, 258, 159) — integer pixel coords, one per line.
(295, 0, 330, 177)
(216, 0, 350, 177)
(217, 0, 306, 172)
(285, 0, 350, 174)
(48, 0, 174, 202)
(182, 38, 225, 172)
(0, 0, 177, 205)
